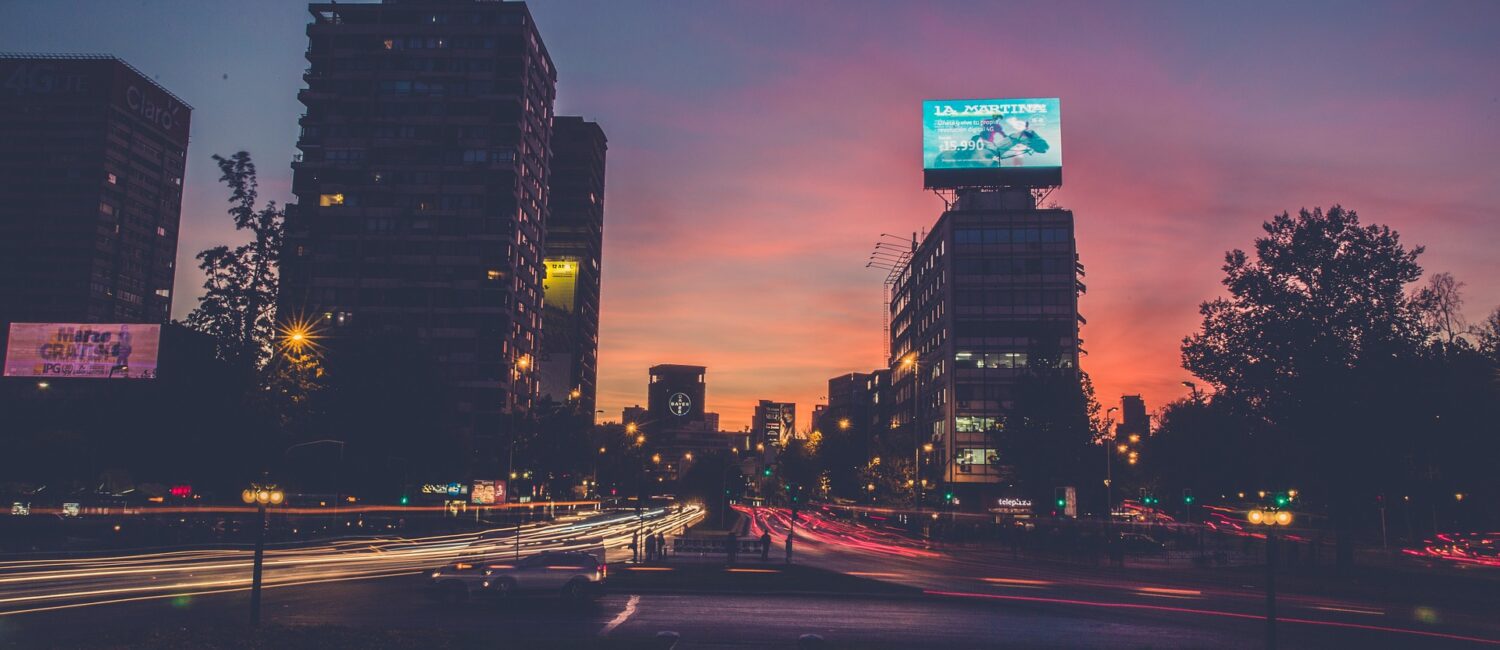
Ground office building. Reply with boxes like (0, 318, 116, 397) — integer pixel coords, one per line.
(752, 400, 796, 448)
(0, 54, 190, 334)
(281, 0, 557, 469)
(1118, 394, 1149, 439)
(889, 188, 1081, 499)
(539, 116, 606, 419)
(647, 364, 706, 426)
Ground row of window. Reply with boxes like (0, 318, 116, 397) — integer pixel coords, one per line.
(955, 289, 1073, 307)
(375, 79, 497, 96)
(953, 256, 1073, 276)
(382, 36, 498, 51)
(954, 351, 1030, 369)
(318, 192, 488, 210)
(954, 227, 1071, 245)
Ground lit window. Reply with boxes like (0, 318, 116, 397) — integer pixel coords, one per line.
(319, 193, 345, 207)
(487, 269, 503, 281)
(155, 289, 170, 298)
(157, 227, 166, 237)
(106, 173, 118, 185)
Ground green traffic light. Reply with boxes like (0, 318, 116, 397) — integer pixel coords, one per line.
(1055, 499, 1066, 508)
(399, 495, 409, 505)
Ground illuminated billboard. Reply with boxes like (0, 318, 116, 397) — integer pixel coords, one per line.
(923, 98, 1061, 188)
(471, 480, 506, 505)
(4, 323, 160, 379)
(543, 258, 579, 314)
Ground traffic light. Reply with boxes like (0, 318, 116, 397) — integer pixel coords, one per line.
(762, 467, 773, 477)
(1182, 489, 1195, 505)
(1054, 487, 1067, 509)
(1274, 493, 1290, 507)
(399, 495, 409, 505)
(944, 490, 955, 503)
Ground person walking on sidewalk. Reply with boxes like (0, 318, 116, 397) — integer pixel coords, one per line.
(760, 531, 771, 561)
(657, 532, 668, 562)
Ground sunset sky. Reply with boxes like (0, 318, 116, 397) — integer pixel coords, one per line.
(5, 1, 1497, 431)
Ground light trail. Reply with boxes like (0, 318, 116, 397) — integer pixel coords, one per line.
(0, 505, 702, 616)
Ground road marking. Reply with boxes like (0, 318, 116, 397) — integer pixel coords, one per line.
(726, 568, 779, 573)
(599, 594, 638, 637)
(848, 571, 903, 578)
(624, 566, 673, 571)
(923, 590, 1500, 647)
(982, 578, 1052, 586)
(1311, 605, 1384, 616)
(1135, 587, 1202, 598)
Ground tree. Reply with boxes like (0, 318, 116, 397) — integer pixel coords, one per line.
(1413, 272, 1468, 347)
(184, 152, 284, 373)
(994, 360, 1102, 505)
(1181, 206, 1434, 566)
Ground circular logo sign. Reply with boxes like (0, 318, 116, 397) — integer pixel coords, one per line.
(668, 392, 692, 416)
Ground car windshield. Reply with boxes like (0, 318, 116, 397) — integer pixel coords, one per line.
(1, 3, 1495, 650)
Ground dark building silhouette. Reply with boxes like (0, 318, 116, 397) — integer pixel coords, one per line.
(1118, 394, 1149, 438)
(281, 1, 556, 470)
(752, 400, 796, 448)
(0, 54, 190, 335)
(647, 364, 706, 426)
(890, 188, 1081, 499)
(539, 116, 606, 420)
(826, 373, 871, 425)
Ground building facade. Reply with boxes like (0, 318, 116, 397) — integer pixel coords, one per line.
(646, 364, 706, 427)
(889, 188, 1081, 500)
(0, 54, 190, 334)
(281, 1, 557, 469)
(538, 116, 605, 419)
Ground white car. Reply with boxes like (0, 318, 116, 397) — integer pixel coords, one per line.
(429, 550, 605, 602)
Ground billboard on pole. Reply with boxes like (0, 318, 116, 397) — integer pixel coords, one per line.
(923, 98, 1062, 188)
(4, 323, 160, 379)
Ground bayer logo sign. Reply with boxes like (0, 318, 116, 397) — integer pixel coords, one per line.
(668, 392, 692, 416)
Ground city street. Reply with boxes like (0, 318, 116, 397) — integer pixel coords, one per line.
(3, 572, 1497, 649)
(2, 506, 1498, 648)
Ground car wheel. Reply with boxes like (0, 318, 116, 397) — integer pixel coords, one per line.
(561, 578, 589, 602)
(492, 577, 517, 599)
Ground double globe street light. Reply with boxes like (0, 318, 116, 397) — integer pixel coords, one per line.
(241, 483, 285, 626)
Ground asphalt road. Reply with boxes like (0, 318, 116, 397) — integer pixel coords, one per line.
(1, 572, 1494, 649)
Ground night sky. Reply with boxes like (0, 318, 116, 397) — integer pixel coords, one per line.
(4, 0, 1497, 430)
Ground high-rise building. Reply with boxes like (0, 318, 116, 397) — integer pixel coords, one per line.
(0, 54, 190, 333)
(281, 1, 557, 469)
(752, 400, 796, 448)
(889, 188, 1081, 499)
(1118, 394, 1148, 439)
(538, 116, 606, 419)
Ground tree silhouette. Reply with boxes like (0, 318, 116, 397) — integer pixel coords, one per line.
(183, 152, 283, 373)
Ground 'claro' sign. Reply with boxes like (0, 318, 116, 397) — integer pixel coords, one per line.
(112, 71, 190, 144)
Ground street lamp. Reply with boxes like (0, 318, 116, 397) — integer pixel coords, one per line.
(1246, 505, 1294, 649)
(901, 352, 924, 507)
(242, 481, 285, 626)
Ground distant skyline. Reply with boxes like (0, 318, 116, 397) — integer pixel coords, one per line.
(3, 0, 1497, 430)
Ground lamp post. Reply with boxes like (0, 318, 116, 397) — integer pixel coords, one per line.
(241, 482, 285, 626)
(1246, 507, 1293, 650)
(1104, 407, 1119, 527)
(901, 352, 922, 509)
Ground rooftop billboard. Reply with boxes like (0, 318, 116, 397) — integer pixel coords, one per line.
(4, 323, 160, 379)
(923, 98, 1061, 188)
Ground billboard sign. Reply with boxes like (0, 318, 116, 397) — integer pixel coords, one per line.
(420, 482, 469, 497)
(471, 480, 506, 505)
(923, 98, 1061, 188)
(4, 323, 160, 379)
